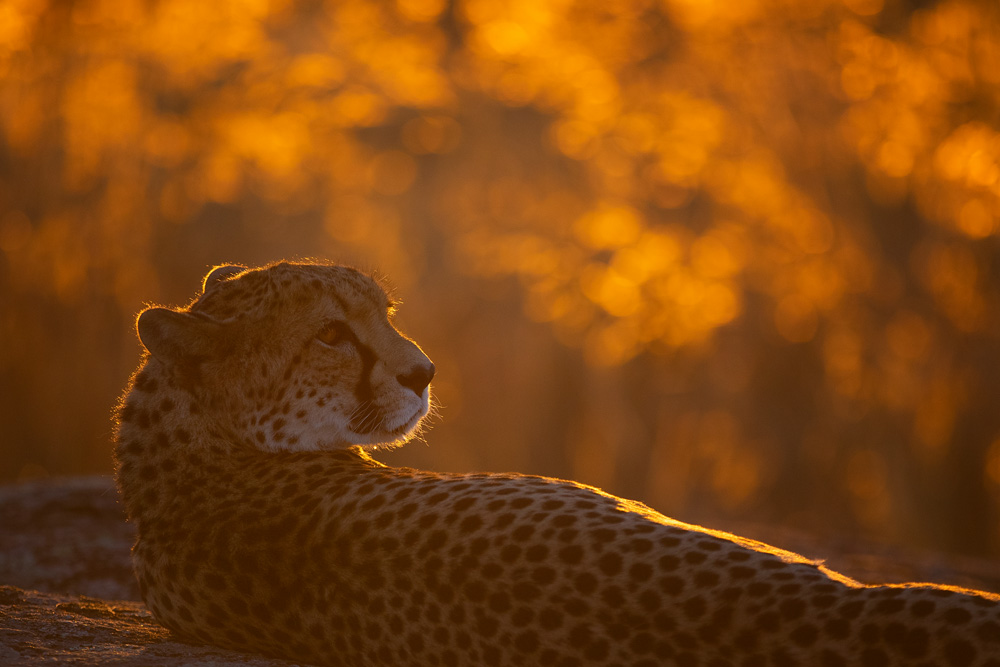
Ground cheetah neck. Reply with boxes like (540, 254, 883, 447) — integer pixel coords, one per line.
(113, 358, 382, 532)
(113, 359, 249, 526)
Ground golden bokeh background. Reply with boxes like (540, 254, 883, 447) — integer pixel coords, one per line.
(2, 0, 1000, 559)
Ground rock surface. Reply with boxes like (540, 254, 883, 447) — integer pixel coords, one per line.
(0, 476, 137, 601)
(0, 585, 299, 666)
(1, 475, 998, 665)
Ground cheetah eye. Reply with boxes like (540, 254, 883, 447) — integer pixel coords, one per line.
(316, 321, 351, 348)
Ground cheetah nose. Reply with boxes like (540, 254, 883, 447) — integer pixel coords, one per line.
(397, 362, 435, 397)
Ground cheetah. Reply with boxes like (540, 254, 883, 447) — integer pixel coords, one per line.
(114, 261, 1000, 667)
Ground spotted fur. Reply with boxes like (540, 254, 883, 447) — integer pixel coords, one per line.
(115, 261, 1000, 666)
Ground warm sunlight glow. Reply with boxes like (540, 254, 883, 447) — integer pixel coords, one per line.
(3, 0, 1000, 558)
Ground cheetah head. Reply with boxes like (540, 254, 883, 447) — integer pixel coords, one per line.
(134, 261, 434, 450)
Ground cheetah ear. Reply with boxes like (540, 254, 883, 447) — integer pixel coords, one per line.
(137, 307, 226, 365)
(202, 265, 245, 293)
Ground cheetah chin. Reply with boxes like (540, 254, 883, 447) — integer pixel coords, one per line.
(115, 261, 1000, 667)
(346, 403, 430, 449)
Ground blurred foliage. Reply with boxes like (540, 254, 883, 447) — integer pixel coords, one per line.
(2, 0, 1000, 559)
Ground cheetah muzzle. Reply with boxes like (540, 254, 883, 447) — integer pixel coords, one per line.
(114, 261, 1000, 667)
